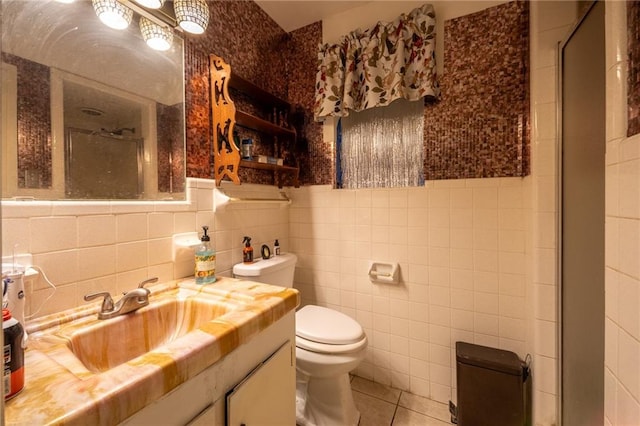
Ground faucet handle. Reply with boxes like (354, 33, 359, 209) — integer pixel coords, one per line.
(84, 291, 115, 312)
(138, 277, 158, 289)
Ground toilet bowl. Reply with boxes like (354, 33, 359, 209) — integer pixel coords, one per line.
(295, 305, 367, 426)
(233, 253, 368, 426)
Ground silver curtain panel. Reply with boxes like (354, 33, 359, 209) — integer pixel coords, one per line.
(341, 99, 424, 189)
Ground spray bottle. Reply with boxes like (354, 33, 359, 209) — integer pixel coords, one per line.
(3, 307, 24, 399)
(243, 236, 254, 264)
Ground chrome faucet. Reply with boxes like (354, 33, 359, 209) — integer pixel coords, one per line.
(84, 277, 158, 320)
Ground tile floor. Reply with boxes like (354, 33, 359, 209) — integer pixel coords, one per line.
(350, 376, 452, 426)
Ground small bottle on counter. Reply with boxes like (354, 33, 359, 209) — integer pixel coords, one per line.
(195, 226, 216, 284)
(274, 239, 281, 256)
(243, 236, 254, 263)
(3, 308, 24, 400)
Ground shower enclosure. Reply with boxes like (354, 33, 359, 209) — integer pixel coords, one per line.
(65, 128, 144, 199)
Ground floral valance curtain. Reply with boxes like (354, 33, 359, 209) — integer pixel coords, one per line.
(314, 3, 440, 121)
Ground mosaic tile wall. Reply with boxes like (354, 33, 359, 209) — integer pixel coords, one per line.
(424, 0, 530, 179)
(1, 53, 52, 188)
(285, 22, 329, 186)
(183, 1, 532, 186)
(185, 0, 289, 185)
(628, 1, 640, 137)
(184, 2, 327, 186)
(157, 103, 185, 194)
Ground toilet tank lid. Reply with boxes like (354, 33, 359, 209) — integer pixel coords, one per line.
(296, 305, 364, 345)
(233, 252, 297, 277)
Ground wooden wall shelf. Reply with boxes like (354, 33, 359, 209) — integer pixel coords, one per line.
(229, 75, 289, 111)
(240, 160, 299, 188)
(235, 111, 296, 139)
(210, 54, 299, 189)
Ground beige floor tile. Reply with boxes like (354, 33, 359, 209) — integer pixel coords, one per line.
(398, 392, 450, 422)
(353, 390, 396, 426)
(392, 407, 451, 426)
(352, 376, 402, 404)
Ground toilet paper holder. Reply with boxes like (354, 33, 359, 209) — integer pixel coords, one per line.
(368, 262, 399, 284)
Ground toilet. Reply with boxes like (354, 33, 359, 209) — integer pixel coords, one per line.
(233, 253, 368, 426)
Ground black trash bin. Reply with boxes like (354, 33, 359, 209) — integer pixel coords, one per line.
(450, 341, 531, 426)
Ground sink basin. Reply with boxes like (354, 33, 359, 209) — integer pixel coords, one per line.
(65, 296, 234, 373)
(8, 278, 300, 426)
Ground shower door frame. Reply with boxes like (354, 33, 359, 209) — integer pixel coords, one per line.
(556, 1, 606, 424)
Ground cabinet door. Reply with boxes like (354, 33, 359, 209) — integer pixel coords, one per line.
(226, 341, 295, 426)
(188, 400, 225, 426)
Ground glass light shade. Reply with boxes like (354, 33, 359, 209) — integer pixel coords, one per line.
(174, 0, 209, 34)
(139, 17, 173, 51)
(133, 0, 164, 9)
(92, 0, 133, 30)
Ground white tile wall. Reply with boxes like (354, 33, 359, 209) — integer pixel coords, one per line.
(288, 178, 530, 404)
(605, 1, 640, 424)
(1, 179, 289, 317)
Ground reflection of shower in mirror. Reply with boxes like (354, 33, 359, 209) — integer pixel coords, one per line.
(98, 127, 136, 137)
(66, 128, 144, 199)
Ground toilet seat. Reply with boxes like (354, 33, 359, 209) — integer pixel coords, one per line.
(296, 334, 368, 354)
(295, 305, 367, 354)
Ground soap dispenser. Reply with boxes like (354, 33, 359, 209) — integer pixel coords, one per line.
(195, 226, 216, 284)
(242, 236, 254, 264)
(274, 239, 281, 256)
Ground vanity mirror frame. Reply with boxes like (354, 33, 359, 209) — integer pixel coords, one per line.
(0, 0, 186, 201)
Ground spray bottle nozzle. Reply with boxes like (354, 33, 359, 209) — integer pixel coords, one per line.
(243, 236, 252, 247)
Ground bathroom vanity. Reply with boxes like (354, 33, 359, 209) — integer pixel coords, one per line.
(3, 278, 298, 425)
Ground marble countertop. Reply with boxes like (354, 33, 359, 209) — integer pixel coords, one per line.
(4, 277, 299, 425)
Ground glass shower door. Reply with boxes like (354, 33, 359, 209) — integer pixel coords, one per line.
(65, 128, 143, 199)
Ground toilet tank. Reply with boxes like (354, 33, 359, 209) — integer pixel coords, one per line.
(233, 253, 297, 287)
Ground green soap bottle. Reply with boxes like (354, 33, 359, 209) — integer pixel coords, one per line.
(195, 226, 216, 284)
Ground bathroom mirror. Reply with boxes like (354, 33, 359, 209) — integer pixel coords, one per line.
(1, 0, 185, 200)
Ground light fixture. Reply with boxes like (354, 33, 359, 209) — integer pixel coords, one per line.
(174, 0, 209, 34)
(140, 17, 173, 51)
(133, 0, 164, 9)
(80, 107, 105, 117)
(92, 0, 133, 30)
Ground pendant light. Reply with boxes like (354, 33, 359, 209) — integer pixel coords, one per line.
(92, 0, 133, 30)
(133, 0, 164, 9)
(174, 0, 209, 34)
(139, 17, 173, 51)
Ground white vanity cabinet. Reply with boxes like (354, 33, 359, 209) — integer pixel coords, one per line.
(226, 341, 296, 425)
(121, 311, 295, 425)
